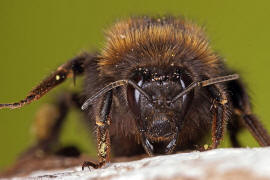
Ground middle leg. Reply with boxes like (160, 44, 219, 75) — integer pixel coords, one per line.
(20, 91, 85, 159)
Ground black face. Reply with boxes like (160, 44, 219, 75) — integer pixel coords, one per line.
(127, 66, 193, 155)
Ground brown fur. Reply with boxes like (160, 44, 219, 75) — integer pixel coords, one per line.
(99, 16, 219, 78)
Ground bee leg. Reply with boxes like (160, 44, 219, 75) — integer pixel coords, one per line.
(242, 114, 270, 146)
(228, 80, 270, 146)
(0, 53, 94, 109)
(82, 161, 102, 170)
(211, 99, 229, 149)
(206, 84, 230, 149)
(227, 116, 242, 147)
(19, 92, 84, 159)
(82, 90, 112, 170)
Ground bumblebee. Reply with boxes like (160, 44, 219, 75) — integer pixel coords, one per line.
(1, 16, 270, 170)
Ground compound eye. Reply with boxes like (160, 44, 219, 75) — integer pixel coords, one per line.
(127, 76, 144, 115)
(173, 69, 192, 103)
(134, 79, 143, 103)
(179, 78, 187, 102)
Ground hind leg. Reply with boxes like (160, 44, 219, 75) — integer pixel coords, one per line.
(227, 79, 270, 147)
(20, 91, 86, 159)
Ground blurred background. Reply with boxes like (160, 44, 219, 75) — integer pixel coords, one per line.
(1, 0, 270, 170)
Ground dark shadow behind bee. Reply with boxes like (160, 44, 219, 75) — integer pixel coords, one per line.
(1, 16, 270, 170)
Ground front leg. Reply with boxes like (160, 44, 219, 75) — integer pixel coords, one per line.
(197, 97, 229, 151)
(206, 84, 230, 150)
(210, 98, 229, 149)
(82, 90, 113, 170)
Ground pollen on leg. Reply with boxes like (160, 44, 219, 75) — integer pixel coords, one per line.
(220, 99, 228, 105)
(96, 120, 105, 126)
(56, 75, 61, 81)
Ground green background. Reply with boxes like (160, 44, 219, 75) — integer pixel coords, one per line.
(1, 0, 270, 170)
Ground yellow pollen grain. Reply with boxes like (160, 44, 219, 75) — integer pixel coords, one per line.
(99, 143, 106, 156)
(221, 99, 228, 105)
(204, 144, 209, 150)
(96, 121, 104, 126)
(55, 75, 60, 81)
